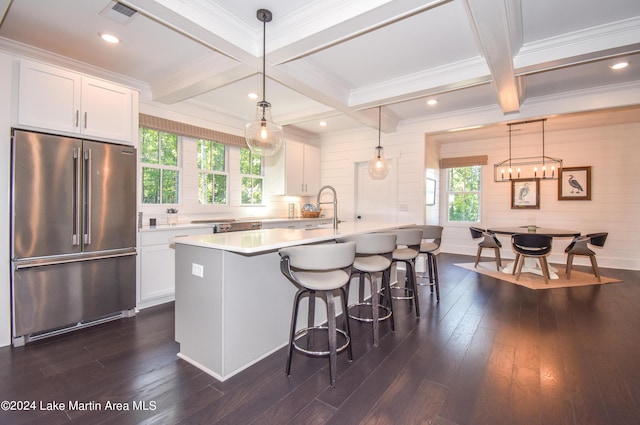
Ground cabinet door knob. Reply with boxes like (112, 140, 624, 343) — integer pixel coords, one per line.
(75, 110, 79, 127)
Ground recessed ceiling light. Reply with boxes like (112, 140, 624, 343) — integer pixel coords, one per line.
(610, 61, 628, 70)
(447, 125, 483, 132)
(247, 92, 259, 100)
(427, 99, 438, 106)
(319, 121, 327, 127)
(99, 33, 120, 44)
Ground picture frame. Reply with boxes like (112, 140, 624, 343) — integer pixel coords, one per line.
(511, 178, 540, 209)
(426, 178, 436, 206)
(558, 166, 591, 200)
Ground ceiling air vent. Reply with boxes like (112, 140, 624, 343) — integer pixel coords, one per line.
(100, 1, 138, 25)
(112, 2, 137, 17)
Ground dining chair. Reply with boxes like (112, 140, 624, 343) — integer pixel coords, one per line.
(511, 234, 553, 284)
(565, 232, 608, 281)
(469, 227, 502, 271)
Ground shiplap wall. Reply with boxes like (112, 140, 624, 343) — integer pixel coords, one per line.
(319, 125, 426, 226)
(436, 121, 640, 270)
(425, 137, 441, 225)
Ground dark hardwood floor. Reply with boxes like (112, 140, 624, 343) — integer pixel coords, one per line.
(1, 253, 639, 425)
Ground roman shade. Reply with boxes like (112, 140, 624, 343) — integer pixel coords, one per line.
(439, 155, 488, 168)
(139, 114, 246, 148)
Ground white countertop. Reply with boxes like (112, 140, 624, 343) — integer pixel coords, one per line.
(172, 221, 414, 254)
(138, 217, 331, 232)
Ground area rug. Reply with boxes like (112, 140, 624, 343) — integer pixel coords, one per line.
(455, 262, 622, 290)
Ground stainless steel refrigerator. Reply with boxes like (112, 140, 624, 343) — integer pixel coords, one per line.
(10, 129, 137, 346)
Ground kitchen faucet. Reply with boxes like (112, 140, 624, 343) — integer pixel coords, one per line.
(317, 185, 338, 229)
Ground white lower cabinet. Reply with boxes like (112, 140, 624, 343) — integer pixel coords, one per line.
(260, 218, 332, 229)
(138, 226, 213, 308)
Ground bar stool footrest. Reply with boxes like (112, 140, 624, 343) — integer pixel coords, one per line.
(382, 286, 415, 300)
(347, 303, 392, 322)
(292, 326, 350, 357)
(416, 272, 435, 286)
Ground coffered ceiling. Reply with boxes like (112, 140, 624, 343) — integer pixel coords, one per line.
(0, 0, 639, 136)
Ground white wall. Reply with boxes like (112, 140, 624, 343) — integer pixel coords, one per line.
(437, 121, 640, 270)
(0, 51, 13, 346)
(425, 136, 440, 225)
(319, 124, 426, 225)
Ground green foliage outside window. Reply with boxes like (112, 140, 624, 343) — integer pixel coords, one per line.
(197, 139, 227, 204)
(447, 166, 480, 222)
(141, 128, 179, 204)
(240, 148, 263, 205)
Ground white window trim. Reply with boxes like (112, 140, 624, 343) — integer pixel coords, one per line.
(197, 139, 230, 206)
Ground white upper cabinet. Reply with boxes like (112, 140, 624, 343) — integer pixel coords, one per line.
(17, 60, 136, 144)
(80, 77, 134, 141)
(266, 140, 320, 196)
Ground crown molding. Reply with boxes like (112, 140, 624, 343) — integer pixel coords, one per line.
(0, 37, 147, 91)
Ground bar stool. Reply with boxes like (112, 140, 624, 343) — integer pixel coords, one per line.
(389, 228, 424, 317)
(279, 241, 356, 387)
(339, 233, 397, 347)
(412, 225, 442, 302)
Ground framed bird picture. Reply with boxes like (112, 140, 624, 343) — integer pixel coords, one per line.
(558, 166, 591, 200)
(511, 178, 540, 209)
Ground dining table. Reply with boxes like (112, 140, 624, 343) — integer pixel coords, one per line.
(487, 226, 581, 279)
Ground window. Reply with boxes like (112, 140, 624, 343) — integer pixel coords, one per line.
(197, 139, 228, 204)
(240, 148, 263, 205)
(447, 165, 481, 222)
(140, 128, 179, 204)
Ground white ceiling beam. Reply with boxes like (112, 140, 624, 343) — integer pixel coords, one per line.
(463, 0, 524, 114)
(149, 54, 255, 104)
(0, 0, 12, 26)
(266, 62, 399, 132)
(515, 16, 640, 74)
(349, 57, 492, 109)
(124, 0, 256, 60)
(267, 0, 452, 64)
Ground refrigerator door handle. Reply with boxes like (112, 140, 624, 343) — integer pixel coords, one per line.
(13, 250, 137, 270)
(72, 147, 81, 246)
(84, 148, 92, 245)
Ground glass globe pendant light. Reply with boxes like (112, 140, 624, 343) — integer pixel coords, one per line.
(368, 106, 390, 179)
(245, 9, 283, 157)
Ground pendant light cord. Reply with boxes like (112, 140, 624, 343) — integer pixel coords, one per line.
(261, 13, 266, 105)
(377, 106, 382, 149)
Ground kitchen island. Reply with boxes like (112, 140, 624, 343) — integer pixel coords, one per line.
(172, 221, 412, 381)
